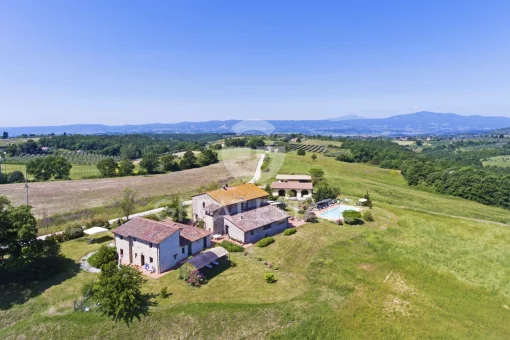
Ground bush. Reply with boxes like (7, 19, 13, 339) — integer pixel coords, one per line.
(256, 237, 275, 247)
(81, 280, 95, 298)
(362, 210, 374, 221)
(85, 219, 110, 229)
(64, 226, 84, 240)
(6, 170, 25, 183)
(187, 270, 207, 287)
(88, 245, 118, 269)
(265, 273, 276, 283)
(297, 149, 306, 156)
(343, 210, 362, 225)
(216, 240, 244, 252)
(160, 287, 170, 298)
(284, 228, 297, 235)
(230, 260, 237, 267)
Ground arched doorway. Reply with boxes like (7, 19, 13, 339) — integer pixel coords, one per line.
(278, 189, 286, 197)
(301, 190, 309, 197)
(289, 189, 297, 197)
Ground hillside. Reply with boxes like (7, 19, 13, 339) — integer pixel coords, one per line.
(1, 153, 510, 339)
(2, 112, 510, 136)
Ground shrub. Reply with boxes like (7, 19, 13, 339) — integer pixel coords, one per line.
(81, 280, 95, 298)
(297, 149, 306, 156)
(284, 228, 297, 235)
(256, 237, 275, 247)
(85, 219, 110, 229)
(265, 273, 276, 283)
(187, 270, 207, 287)
(362, 210, 374, 222)
(343, 210, 362, 225)
(88, 245, 118, 269)
(64, 226, 84, 240)
(257, 257, 263, 262)
(230, 260, 237, 267)
(6, 170, 25, 183)
(216, 240, 244, 252)
(160, 287, 170, 298)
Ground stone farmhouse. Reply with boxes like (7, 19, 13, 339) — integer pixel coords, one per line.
(270, 174, 313, 199)
(192, 183, 289, 244)
(113, 218, 211, 274)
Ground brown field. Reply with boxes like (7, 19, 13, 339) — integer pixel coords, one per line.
(0, 155, 260, 217)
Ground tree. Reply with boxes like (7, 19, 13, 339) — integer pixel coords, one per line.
(297, 149, 306, 156)
(139, 153, 160, 174)
(311, 154, 317, 161)
(179, 149, 197, 170)
(309, 167, 324, 185)
(2, 131, 7, 139)
(120, 144, 140, 160)
(119, 188, 136, 220)
(198, 149, 219, 166)
(50, 156, 72, 179)
(89, 245, 118, 269)
(165, 194, 188, 222)
(118, 158, 135, 176)
(160, 154, 179, 172)
(6, 171, 25, 183)
(0, 196, 60, 280)
(93, 263, 152, 324)
(313, 182, 340, 201)
(97, 158, 118, 177)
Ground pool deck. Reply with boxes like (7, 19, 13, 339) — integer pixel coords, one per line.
(316, 203, 361, 220)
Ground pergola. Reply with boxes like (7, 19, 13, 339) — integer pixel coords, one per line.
(180, 246, 229, 279)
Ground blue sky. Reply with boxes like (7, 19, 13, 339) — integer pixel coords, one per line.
(1, 1, 509, 127)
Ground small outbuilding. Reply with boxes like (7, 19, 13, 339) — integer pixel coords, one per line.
(180, 246, 229, 279)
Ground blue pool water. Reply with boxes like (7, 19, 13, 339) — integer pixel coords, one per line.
(320, 205, 359, 220)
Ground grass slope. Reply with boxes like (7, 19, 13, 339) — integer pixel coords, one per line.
(1, 155, 510, 339)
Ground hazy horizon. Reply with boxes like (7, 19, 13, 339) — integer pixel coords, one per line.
(1, 1, 509, 127)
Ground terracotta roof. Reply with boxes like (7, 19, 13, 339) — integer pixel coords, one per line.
(112, 217, 180, 244)
(224, 205, 288, 232)
(271, 182, 313, 190)
(207, 183, 268, 206)
(276, 174, 312, 181)
(161, 219, 212, 246)
(204, 202, 222, 213)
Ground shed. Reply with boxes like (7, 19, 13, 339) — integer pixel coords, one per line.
(180, 246, 229, 279)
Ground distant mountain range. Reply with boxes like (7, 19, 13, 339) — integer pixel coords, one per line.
(2, 112, 510, 136)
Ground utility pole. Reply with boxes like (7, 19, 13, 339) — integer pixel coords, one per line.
(24, 166, 29, 206)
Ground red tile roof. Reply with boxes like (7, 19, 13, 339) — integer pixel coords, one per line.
(112, 217, 180, 244)
(271, 182, 313, 190)
(224, 205, 288, 232)
(161, 219, 212, 246)
(207, 183, 268, 206)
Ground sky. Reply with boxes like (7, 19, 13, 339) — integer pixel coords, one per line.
(1, 0, 509, 127)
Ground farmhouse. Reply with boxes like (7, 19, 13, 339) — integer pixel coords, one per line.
(270, 174, 313, 198)
(192, 183, 290, 244)
(113, 217, 211, 274)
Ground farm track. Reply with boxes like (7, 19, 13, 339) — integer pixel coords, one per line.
(0, 156, 259, 217)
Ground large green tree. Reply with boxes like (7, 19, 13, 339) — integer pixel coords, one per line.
(93, 262, 152, 324)
(26, 156, 72, 181)
(0, 196, 60, 280)
(179, 149, 197, 170)
(139, 153, 160, 174)
(96, 158, 118, 177)
(2, 131, 7, 139)
(165, 195, 188, 222)
(198, 149, 218, 166)
(309, 167, 324, 185)
(118, 158, 135, 176)
(119, 188, 137, 220)
(313, 182, 340, 201)
(160, 154, 179, 172)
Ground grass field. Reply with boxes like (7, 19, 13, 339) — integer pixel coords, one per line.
(1, 152, 510, 338)
(1, 163, 101, 180)
(0, 138, 39, 147)
(393, 140, 416, 146)
(483, 155, 510, 168)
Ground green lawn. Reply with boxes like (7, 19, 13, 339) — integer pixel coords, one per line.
(483, 155, 510, 168)
(0, 163, 100, 180)
(2, 154, 510, 338)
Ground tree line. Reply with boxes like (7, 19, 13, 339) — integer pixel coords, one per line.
(338, 139, 510, 210)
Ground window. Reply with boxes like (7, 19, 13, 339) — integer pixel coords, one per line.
(133, 237, 137, 242)
(149, 257, 153, 263)
(173, 254, 177, 260)
(202, 202, 205, 208)
(263, 225, 271, 230)
(182, 247, 185, 254)
(120, 249, 123, 256)
(119, 236, 123, 240)
(250, 231, 254, 235)
(135, 253, 137, 258)
(149, 243, 152, 248)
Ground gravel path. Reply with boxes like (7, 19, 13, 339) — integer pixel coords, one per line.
(80, 251, 101, 273)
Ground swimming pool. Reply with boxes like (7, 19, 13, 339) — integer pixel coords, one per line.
(320, 205, 360, 220)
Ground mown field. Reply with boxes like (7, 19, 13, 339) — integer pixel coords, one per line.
(483, 155, 510, 168)
(1, 153, 510, 339)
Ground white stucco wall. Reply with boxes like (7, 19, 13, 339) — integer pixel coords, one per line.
(244, 218, 289, 244)
(115, 235, 132, 265)
(159, 232, 188, 272)
(225, 222, 245, 243)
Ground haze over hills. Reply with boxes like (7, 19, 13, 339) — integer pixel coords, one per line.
(2, 112, 510, 136)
